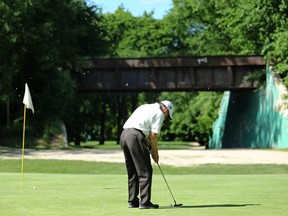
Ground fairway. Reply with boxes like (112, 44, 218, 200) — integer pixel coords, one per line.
(1, 172, 288, 216)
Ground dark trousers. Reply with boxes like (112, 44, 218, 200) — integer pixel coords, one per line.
(120, 129, 153, 205)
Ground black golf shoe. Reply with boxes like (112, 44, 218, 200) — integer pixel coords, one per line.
(128, 202, 139, 208)
(139, 202, 159, 209)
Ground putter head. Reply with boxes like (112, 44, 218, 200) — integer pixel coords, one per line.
(174, 203, 183, 207)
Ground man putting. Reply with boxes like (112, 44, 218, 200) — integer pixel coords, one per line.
(120, 100, 174, 209)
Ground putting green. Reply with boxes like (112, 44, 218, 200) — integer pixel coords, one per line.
(1, 173, 287, 216)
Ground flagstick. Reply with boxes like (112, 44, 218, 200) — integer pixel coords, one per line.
(21, 105, 27, 190)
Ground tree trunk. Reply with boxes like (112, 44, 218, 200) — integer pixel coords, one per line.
(99, 99, 105, 144)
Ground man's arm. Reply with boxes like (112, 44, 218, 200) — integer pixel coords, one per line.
(149, 132, 159, 163)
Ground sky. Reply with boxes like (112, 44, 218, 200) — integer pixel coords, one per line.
(86, 0, 173, 19)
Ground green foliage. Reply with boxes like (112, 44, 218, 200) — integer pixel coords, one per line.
(157, 92, 221, 145)
(0, 0, 107, 146)
(243, 69, 267, 87)
(158, 92, 197, 141)
(0, 1, 25, 101)
(103, 7, 173, 57)
(193, 92, 222, 145)
(103, 7, 135, 56)
(2, 0, 288, 146)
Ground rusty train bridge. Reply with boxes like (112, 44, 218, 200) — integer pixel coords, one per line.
(78, 55, 268, 145)
(79, 56, 266, 92)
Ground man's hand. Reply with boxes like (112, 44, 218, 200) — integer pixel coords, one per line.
(149, 132, 159, 164)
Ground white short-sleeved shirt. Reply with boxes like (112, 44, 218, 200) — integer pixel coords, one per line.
(123, 103, 164, 136)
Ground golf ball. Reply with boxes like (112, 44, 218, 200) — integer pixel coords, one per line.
(33, 186, 37, 190)
(169, 204, 173, 207)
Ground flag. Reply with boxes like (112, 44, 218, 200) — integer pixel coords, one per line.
(21, 83, 34, 190)
(23, 83, 34, 113)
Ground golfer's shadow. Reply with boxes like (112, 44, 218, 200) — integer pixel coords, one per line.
(160, 203, 260, 209)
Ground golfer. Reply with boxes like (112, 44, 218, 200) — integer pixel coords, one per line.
(120, 100, 174, 209)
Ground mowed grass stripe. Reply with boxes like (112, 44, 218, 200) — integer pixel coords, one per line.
(1, 159, 288, 174)
(0, 173, 288, 216)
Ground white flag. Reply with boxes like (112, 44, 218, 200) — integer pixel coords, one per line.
(23, 83, 34, 113)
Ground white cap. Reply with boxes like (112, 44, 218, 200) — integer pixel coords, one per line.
(161, 100, 174, 120)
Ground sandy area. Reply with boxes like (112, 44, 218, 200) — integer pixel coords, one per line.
(1, 146, 287, 166)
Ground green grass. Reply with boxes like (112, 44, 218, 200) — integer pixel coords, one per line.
(1, 145, 288, 216)
(1, 159, 288, 175)
(70, 140, 197, 150)
(1, 172, 288, 216)
(70, 140, 288, 151)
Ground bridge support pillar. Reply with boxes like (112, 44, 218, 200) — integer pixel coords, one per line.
(209, 67, 288, 149)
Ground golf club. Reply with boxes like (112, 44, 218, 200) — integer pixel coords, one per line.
(157, 163, 183, 207)
(146, 139, 182, 207)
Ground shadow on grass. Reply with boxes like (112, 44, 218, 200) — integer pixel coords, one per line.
(160, 203, 260, 209)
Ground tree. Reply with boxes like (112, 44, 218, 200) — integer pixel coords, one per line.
(103, 6, 135, 57)
(103, 6, 180, 57)
(0, 1, 28, 128)
(157, 91, 221, 145)
(0, 0, 108, 146)
(165, 0, 288, 84)
(4, 0, 286, 147)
